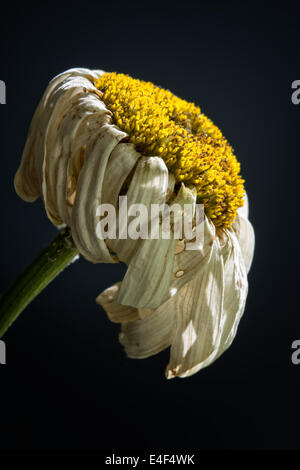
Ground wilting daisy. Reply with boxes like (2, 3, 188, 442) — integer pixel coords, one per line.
(13, 68, 254, 378)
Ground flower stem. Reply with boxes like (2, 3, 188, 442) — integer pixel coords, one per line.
(0, 227, 79, 338)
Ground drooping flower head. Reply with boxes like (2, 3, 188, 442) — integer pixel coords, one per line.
(94, 72, 245, 228)
(15, 68, 254, 378)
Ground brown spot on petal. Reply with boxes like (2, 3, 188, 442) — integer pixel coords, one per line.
(175, 240, 185, 254)
(175, 270, 184, 278)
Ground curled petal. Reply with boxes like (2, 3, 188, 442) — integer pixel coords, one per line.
(215, 228, 248, 355)
(101, 143, 141, 207)
(166, 239, 225, 379)
(52, 68, 106, 83)
(232, 214, 255, 273)
(108, 156, 169, 265)
(43, 89, 110, 225)
(71, 123, 127, 263)
(14, 68, 117, 264)
(118, 179, 197, 309)
(14, 68, 105, 204)
(118, 236, 177, 309)
(66, 109, 111, 222)
(14, 73, 68, 201)
(162, 216, 216, 303)
(117, 157, 175, 308)
(166, 227, 249, 378)
(96, 282, 139, 323)
(119, 295, 176, 359)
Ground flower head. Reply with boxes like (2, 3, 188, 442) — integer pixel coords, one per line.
(95, 72, 245, 228)
(15, 68, 254, 378)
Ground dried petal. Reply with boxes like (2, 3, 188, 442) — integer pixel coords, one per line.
(71, 123, 126, 263)
(166, 239, 225, 378)
(96, 282, 139, 323)
(119, 295, 176, 359)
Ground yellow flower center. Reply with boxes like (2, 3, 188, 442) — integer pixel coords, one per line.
(95, 72, 245, 228)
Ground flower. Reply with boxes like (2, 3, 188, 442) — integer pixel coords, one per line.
(15, 68, 254, 378)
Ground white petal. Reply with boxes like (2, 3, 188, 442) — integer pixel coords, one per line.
(14, 72, 69, 201)
(162, 216, 216, 304)
(102, 143, 142, 261)
(71, 123, 127, 263)
(118, 235, 177, 309)
(232, 214, 255, 273)
(119, 294, 176, 359)
(14, 67, 106, 212)
(44, 89, 110, 224)
(96, 282, 139, 323)
(166, 239, 225, 379)
(101, 142, 141, 207)
(65, 108, 112, 224)
(108, 156, 169, 265)
(42, 74, 111, 223)
(118, 180, 196, 309)
(215, 228, 248, 355)
(58, 102, 111, 227)
(51, 68, 106, 83)
(117, 157, 174, 308)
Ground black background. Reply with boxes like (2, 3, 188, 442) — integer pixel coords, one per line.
(0, 0, 299, 450)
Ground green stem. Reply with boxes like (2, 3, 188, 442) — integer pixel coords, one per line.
(0, 227, 79, 338)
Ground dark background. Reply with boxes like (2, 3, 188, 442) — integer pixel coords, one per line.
(0, 0, 299, 450)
